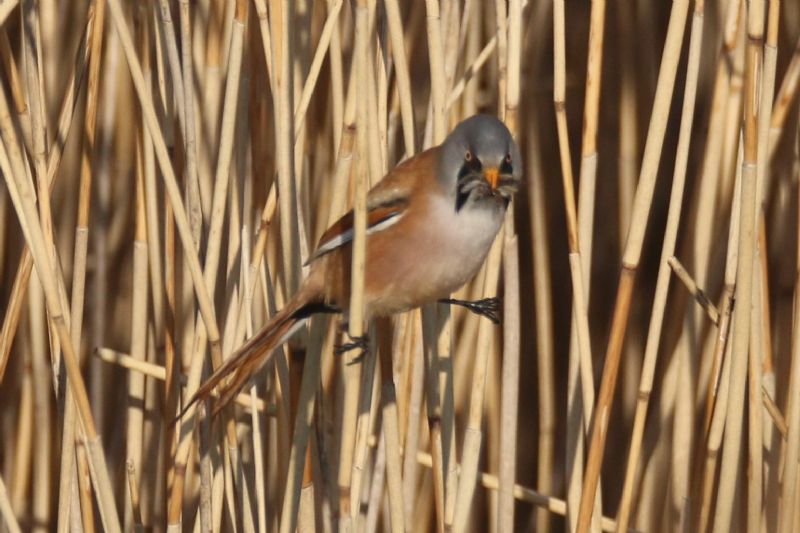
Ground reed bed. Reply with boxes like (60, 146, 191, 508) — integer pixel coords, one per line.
(0, 1, 799, 532)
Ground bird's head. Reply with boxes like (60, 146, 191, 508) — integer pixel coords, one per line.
(438, 114, 522, 211)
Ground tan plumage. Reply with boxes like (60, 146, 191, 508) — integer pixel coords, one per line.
(180, 115, 521, 418)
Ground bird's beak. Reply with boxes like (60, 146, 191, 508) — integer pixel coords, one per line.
(483, 167, 499, 189)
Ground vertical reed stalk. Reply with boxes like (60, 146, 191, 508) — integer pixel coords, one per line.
(711, 0, 763, 529)
(615, 2, 705, 530)
(576, 1, 690, 530)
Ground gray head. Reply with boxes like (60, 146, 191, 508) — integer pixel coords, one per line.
(438, 114, 522, 211)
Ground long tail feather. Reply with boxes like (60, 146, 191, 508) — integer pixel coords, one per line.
(175, 286, 322, 421)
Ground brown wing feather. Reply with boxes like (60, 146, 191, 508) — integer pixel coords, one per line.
(308, 147, 440, 263)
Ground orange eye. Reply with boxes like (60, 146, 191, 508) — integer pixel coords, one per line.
(465, 150, 473, 161)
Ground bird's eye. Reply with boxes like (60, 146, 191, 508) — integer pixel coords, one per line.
(505, 153, 512, 164)
(465, 150, 473, 161)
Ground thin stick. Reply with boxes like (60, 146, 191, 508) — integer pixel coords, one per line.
(422, 302, 447, 533)
(93, 347, 274, 413)
(292, 0, 343, 139)
(338, 0, 371, 527)
(58, 3, 105, 531)
(0, 4, 91, 383)
(105, 0, 222, 370)
(126, 461, 144, 533)
(498, 1, 522, 527)
(712, 0, 763, 528)
(696, 141, 743, 533)
(278, 313, 328, 533)
(576, 1, 690, 530)
(614, 5, 705, 529)
(778, 56, 800, 533)
(383, 0, 415, 155)
(1, 117, 121, 533)
(748, 3, 779, 530)
(762, 386, 788, 438)
(452, 234, 504, 533)
(553, 0, 601, 527)
(272, 0, 302, 294)
(126, 116, 149, 531)
(667, 256, 719, 325)
(498, 234, 520, 533)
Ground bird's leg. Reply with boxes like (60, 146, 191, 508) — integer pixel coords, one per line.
(440, 297, 502, 324)
(335, 329, 370, 365)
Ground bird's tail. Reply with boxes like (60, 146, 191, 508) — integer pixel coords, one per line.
(177, 282, 324, 419)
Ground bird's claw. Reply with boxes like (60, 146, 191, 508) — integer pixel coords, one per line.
(335, 333, 370, 364)
(440, 296, 502, 324)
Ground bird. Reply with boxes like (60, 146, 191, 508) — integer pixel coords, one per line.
(183, 114, 521, 417)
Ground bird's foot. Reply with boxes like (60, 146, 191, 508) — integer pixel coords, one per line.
(335, 332, 370, 365)
(440, 296, 502, 324)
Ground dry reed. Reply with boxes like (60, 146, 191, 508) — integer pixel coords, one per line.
(2, 1, 800, 532)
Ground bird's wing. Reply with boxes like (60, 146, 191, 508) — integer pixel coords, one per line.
(306, 147, 439, 264)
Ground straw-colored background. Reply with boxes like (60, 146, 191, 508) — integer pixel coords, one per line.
(0, 0, 799, 532)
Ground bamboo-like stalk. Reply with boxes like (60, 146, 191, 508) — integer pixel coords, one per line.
(768, 35, 800, 158)
(292, 0, 342, 139)
(711, 0, 763, 529)
(126, 112, 149, 531)
(105, 0, 222, 365)
(278, 316, 326, 533)
(498, 234, 520, 533)
(749, 3, 779, 532)
(435, 4, 461, 521)
(126, 461, 144, 533)
(93, 348, 275, 413)
(778, 77, 800, 533)
(614, 3, 705, 530)
(525, 119, 556, 533)
(421, 302, 447, 533)
(375, 319, 405, 533)
(695, 142, 743, 533)
(498, 1, 522, 529)
(76, 441, 95, 533)
(576, 1, 690, 530)
(385, 445, 623, 531)
(350, 327, 380, 522)
(0, 4, 92, 383)
(1, 117, 121, 533)
(553, 0, 601, 528)
(425, 0, 446, 144)
(690, 12, 743, 528)
(383, 0, 415, 155)
(415, 2, 459, 516)
(667, 257, 720, 325)
(402, 314, 425, 527)
(337, 1, 371, 529)
(272, 0, 302, 295)
(452, 234, 504, 533)
(57, 3, 104, 531)
(763, 386, 787, 437)
(29, 272, 50, 533)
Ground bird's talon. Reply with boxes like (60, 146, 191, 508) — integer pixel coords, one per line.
(334, 333, 370, 362)
(440, 296, 502, 324)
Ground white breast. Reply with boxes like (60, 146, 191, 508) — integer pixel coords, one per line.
(426, 195, 505, 293)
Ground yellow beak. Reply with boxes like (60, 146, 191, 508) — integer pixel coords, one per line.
(483, 167, 499, 189)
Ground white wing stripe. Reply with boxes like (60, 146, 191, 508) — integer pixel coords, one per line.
(311, 211, 404, 260)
